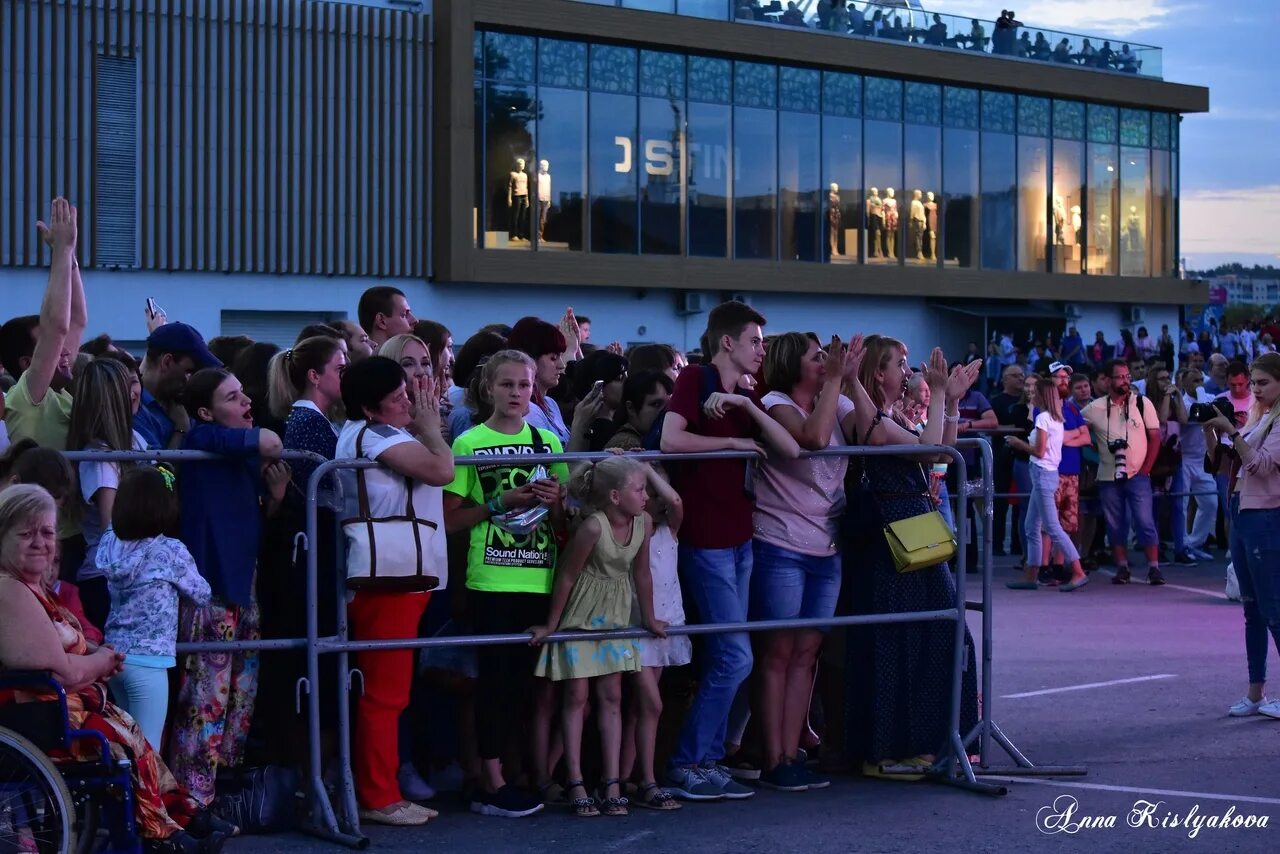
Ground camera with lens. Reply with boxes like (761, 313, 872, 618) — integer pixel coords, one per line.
(1107, 438, 1129, 480)
(1189, 398, 1236, 424)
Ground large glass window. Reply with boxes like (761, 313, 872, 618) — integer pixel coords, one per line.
(942, 87, 979, 269)
(1051, 100, 1086, 274)
(679, 0, 730, 18)
(980, 91, 1016, 270)
(482, 83, 536, 249)
(780, 111, 820, 262)
(1119, 109, 1151, 277)
(1152, 148, 1172, 277)
(1017, 136, 1048, 272)
(687, 100, 730, 257)
(1086, 104, 1119, 275)
(590, 92, 639, 253)
(1120, 147, 1150, 277)
(980, 133, 1016, 270)
(822, 115, 861, 263)
(734, 106, 777, 259)
(639, 97, 684, 254)
(943, 129, 978, 269)
(535, 88, 587, 251)
(1017, 96, 1050, 273)
(822, 72, 862, 263)
(733, 63, 777, 260)
(864, 78, 903, 264)
(904, 126, 940, 266)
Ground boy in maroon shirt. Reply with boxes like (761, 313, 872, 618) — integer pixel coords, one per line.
(659, 301, 799, 800)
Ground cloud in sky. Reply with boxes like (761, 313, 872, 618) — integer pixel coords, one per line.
(928, 0, 1178, 37)
(1181, 185, 1280, 260)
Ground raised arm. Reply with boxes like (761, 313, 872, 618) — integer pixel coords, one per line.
(27, 199, 77, 404)
(380, 373, 454, 486)
(769, 337, 849, 451)
(643, 463, 683, 531)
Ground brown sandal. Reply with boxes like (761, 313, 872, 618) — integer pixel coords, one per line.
(566, 781, 599, 818)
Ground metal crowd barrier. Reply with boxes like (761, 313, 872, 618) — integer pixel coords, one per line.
(60, 441, 1083, 848)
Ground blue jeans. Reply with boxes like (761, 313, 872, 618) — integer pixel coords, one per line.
(109, 662, 171, 751)
(749, 540, 841, 625)
(1154, 466, 1187, 552)
(1099, 475, 1159, 552)
(671, 543, 753, 768)
(1024, 465, 1079, 566)
(1228, 496, 1280, 685)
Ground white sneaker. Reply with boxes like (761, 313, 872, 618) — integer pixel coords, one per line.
(397, 763, 437, 801)
(1227, 696, 1270, 717)
(1258, 699, 1280, 720)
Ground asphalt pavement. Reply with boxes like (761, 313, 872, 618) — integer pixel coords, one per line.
(232, 554, 1280, 853)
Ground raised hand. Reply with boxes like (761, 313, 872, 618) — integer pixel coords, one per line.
(36, 197, 77, 254)
(843, 334, 867, 381)
(923, 347, 949, 392)
(946, 358, 982, 402)
(823, 336, 846, 386)
(559, 308, 582, 359)
(607, 341, 623, 356)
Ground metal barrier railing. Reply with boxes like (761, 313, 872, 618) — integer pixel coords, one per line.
(57, 440, 1084, 847)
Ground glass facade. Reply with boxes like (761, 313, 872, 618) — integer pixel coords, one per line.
(473, 30, 1179, 277)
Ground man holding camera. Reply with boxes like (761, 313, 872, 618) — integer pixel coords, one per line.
(1082, 359, 1164, 585)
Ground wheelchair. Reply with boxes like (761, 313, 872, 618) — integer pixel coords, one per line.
(0, 671, 140, 854)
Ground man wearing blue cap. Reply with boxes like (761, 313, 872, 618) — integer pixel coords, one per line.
(134, 321, 222, 449)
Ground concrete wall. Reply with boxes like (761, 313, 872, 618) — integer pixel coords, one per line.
(1, 268, 1168, 364)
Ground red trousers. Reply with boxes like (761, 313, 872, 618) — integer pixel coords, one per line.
(348, 590, 430, 810)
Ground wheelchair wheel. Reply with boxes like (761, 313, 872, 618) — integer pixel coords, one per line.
(0, 725, 76, 854)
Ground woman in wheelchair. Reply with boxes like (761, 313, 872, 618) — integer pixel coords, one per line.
(0, 485, 232, 853)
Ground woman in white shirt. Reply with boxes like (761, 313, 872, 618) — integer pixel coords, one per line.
(1004, 378, 1089, 591)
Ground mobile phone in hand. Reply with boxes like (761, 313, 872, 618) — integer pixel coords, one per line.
(146, 297, 162, 318)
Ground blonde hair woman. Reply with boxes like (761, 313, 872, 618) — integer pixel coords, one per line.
(1004, 378, 1088, 591)
(1204, 352, 1280, 719)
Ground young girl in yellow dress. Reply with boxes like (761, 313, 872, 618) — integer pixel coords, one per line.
(530, 456, 666, 818)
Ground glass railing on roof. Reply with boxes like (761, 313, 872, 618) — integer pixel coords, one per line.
(573, 1, 1163, 79)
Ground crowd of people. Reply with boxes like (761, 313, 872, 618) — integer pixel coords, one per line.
(0, 198, 1277, 852)
(739, 2, 1145, 73)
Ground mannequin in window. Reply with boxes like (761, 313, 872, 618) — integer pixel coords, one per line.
(1093, 212, 1112, 269)
(508, 158, 529, 241)
(866, 187, 883, 258)
(1124, 205, 1143, 253)
(828, 183, 842, 258)
(883, 187, 899, 258)
(536, 159, 551, 242)
(909, 189, 926, 259)
(1071, 204, 1082, 245)
(924, 191, 938, 260)
(1052, 195, 1067, 244)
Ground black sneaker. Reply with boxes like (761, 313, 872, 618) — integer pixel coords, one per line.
(470, 785, 544, 818)
(1173, 550, 1198, 567)
(186, 809, 238, 839)
(757, 762, 809, 792)
(1148, 567, 1167, 586)
(1112, 566, 1132, 584)
(144, 831, 205, 854)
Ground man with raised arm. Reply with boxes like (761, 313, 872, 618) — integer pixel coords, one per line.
(0, 198, 85, 450)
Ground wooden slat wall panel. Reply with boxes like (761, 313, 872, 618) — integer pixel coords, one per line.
(0, 0, 429, 276)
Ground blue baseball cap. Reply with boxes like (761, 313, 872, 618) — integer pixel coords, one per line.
(146, 322, 222, 369)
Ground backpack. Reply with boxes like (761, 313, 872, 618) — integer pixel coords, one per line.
(642, 364, 723, 452)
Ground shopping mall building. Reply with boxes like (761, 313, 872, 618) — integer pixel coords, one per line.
(0, 0, 1209, 356)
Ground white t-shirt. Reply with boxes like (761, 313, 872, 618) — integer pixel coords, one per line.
(76, 431, 148, 582)
(336, 420, 447, 590)
(1029, 411, 1064, 472)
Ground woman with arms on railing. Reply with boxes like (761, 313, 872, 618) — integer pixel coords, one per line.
(0, 484, 233, 852)
(750, 333, 857, 792)
(169, 368, 289, 808)
(843, 335, 982, 779)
